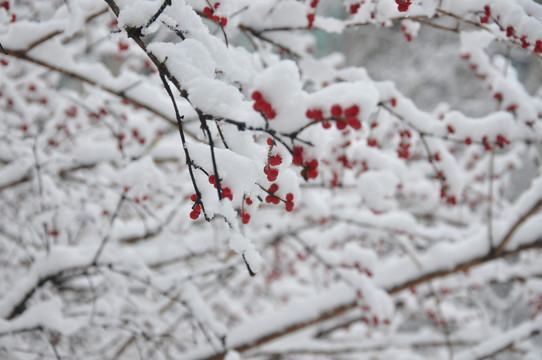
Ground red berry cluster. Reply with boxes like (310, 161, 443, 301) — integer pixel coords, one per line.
(265, 183, 281, 204)
(190, 194, 202, 219)
(495, 134, 511, 148)
(307, 104, 361, 130)
(292, 146, 318, 180)
(395, 0, 411, 12)
(367, 138, 378, 147)
(350, 3, 361, 14)
(118, 42, 129, 52)
(306, 0, 318, 28)
(209, 174, 233, 200)
(264, 138, 283, 182)
(65, 106, 78, 118)
(480, 5, 490, 24)
(307, 13, 315, 29)
(252, 91, 276, 119)
(500, 24, 542, 54)
(439, 181, 456, 206)
(396, 130, 411, 159)
(401, 25, 413, 42)
(203, 2, 227, 27)
(240, 196, 253, 224)
(264, 183, 294, 212)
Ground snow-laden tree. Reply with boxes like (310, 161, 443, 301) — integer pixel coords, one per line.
(1, 0, 542, 359)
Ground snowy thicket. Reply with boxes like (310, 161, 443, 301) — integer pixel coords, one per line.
(1, 0, 542, 359)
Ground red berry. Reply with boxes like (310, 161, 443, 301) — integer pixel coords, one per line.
(269, 154, 282, 166)
(535, 40, 542, 54)
(191, 194, 198, 202)
(286, 193, 294, 202)
(242, 213, 250, 224)
(118, 42, 129, 51)
(266, 109, 276, 119)
(390, 98, 397, 107)
(506, 104, 517, 112)
(190, 210, 200, 220)
(336, 120, 347, 130)
(307, 13, 315, 28)
(293, 146, 304, 165)
(245, 197, 253, 205)
(350, 3, 360, 14)
(447, 125, 455, 134)
(520, 36, 530, 49)
(344, 105, 359, 117)
(330, 104, 342, 117)
(21, 124, 28, 132)
(214, 2, 221, 9)
(285, 201, 294, 212)
(506, 26, 514, 38)
(209, 175, 216, 184)
(0, 59, 7, 67)
(322, 121, 331, 129)
(348, 117, 361, 130)
(465, 137, 472, 145)
(267, 137, 274, 146)
(269, 183, 279, 193)
(310, 0, 318, 8)
(49, 230, 59, 237)
(203, 6, 213, 16)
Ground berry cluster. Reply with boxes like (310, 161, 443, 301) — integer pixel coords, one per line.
(395, 0, 411, 12)
(292, 146, 318, 180)
(401, 25, 413, 42)
(439, 179, 456, 206)
(396, 130, 412, 159)
(480, 5, 490, 24)
(264, 183, 295, 212)
(240, 196, 253, 224)
(264, 140, 283, 182)
(307, 13, 315, 28)
(307, 1, 317, 29)
(203, 2, 227, 27)
(208, 175, 233, 200)
(190, 194, 202, 219)
(350, 3, 361, 14)
(498, 23, 542, 54)
(64, 106, 78, 118)
(252, 91, 276, 119)
(132, 128, 146, 145)
(306, 104, 361, 130)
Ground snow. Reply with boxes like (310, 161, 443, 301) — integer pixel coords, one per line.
(2, 0, 542, 359)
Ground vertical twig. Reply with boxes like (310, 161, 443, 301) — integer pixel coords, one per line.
(158, 73, 210, 219)
(487, 148, 495, 251)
